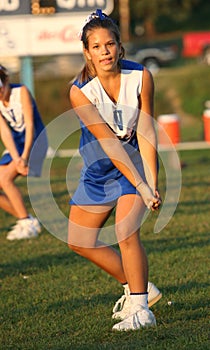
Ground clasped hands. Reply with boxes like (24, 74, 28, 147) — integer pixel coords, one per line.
(14, 157, 29, 176)
(136, 182, 162, 211)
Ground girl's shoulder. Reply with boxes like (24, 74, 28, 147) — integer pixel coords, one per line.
(10, 83, 23, 89)
(10, 84, 34, 105)
(9, 83, 23, 101)
(120, 59, 144, 72)
(72, 76, 93, 89)
(10, 83, 26, 96)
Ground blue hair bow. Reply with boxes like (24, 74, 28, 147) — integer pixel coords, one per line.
(95, 9, 106, 19)
(78, 8, 108, 39)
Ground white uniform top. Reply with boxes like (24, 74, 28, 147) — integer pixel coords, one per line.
(0, 86, 25, 132)
(80, 68, 143, 140)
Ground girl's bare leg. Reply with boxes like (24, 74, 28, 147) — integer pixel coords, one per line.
(115, 194, 148, 293)
(68, 194, 147, 290)
(68, 205, 127, 284)
(0, 192, 18, 216)
(0, 162, 28, 219)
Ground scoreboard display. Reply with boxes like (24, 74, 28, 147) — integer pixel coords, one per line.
(0, 0, 111, 16)
(0, 0, 113, 56)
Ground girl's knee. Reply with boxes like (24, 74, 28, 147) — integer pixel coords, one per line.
(118, 230, 141, 250)
(68, 242, 80, 253)
(0, 169, 15, 187)
(116, 223, 137, 243)
(68, 243, 92, 260)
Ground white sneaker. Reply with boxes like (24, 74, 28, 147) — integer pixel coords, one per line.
(112, 284, 130, 320)
(112, 282, 162, 320)
(8, 215, 41, 234)
(7, 216, 40, 241)
(28, 215, 41, 233)
(148, 281, 162, 307)
(112, 308, 156, 331)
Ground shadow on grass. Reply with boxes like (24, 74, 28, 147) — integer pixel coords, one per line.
(1, 224, 209, 279)
(171, 199, 210, 215)
(3, 281, 209, 330)
(144, 230, 209, 254)
(0, 250, 80, 279)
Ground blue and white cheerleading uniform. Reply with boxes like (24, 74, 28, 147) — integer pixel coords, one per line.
(0, 84, 48, 176)
(70, 60, 147, 205)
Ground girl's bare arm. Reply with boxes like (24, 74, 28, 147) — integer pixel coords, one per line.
(137, 68, 158, 192)
(0, 113, 28, 175)
(20, 86, 34, 163)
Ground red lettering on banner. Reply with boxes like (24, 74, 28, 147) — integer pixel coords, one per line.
(60, 26, 75, 42)
(38, 31, 57, 39)
(38, 26, 76, 42)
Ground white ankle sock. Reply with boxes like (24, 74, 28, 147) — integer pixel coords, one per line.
(122, 283, 130, 296)
(130, 293, 148, 312)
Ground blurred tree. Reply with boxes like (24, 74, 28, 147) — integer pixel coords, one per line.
(130, 0, 202, 38)
(119, 0, 130, 42)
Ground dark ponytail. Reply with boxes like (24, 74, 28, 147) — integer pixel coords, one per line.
(0, 65, 9, 86)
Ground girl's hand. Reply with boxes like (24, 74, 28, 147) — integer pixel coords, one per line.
(137, 182, 161, 211)
(151, 189, 162, 211)
(14, 157, 29, 176)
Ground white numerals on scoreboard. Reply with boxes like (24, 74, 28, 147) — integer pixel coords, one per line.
(56, 0, 105, 10)
(0, 0, 20, 11)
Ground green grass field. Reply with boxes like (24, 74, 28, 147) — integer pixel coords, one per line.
(0, 148, 209, 350)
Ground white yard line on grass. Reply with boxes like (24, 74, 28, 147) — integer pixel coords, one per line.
(46, 141, 210, 159)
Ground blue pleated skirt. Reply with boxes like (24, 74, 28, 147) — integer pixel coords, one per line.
(70, 129, 146, 205)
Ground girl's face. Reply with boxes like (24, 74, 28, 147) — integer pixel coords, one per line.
(84, 28, 121, 74)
